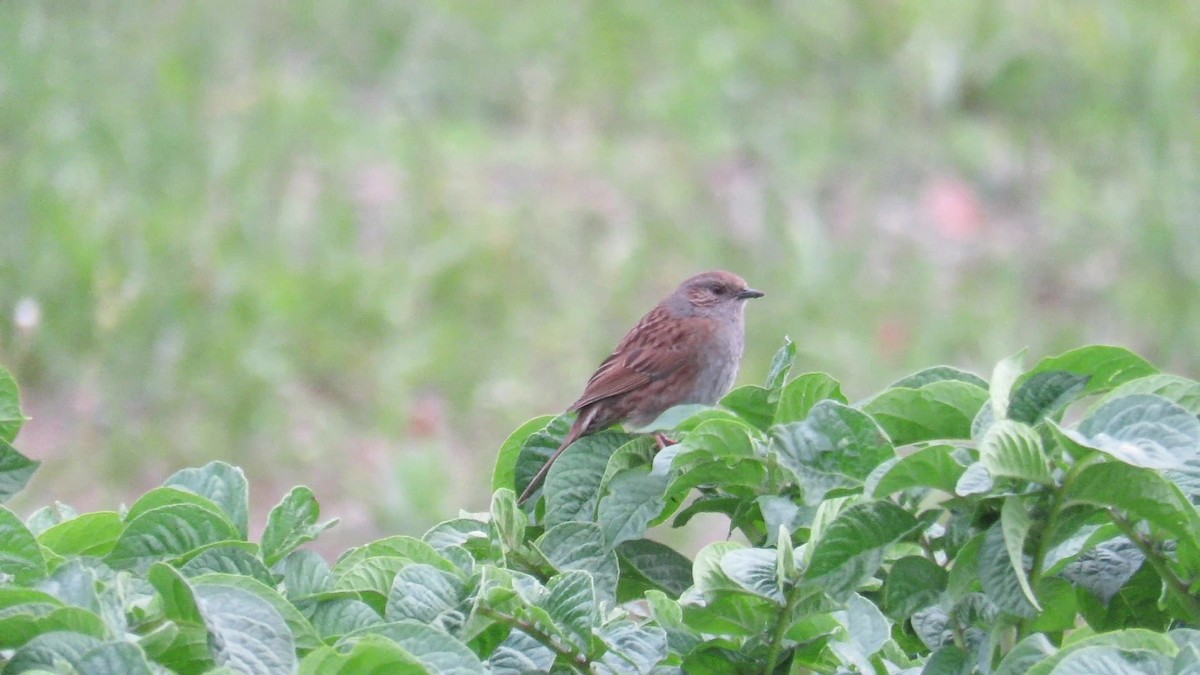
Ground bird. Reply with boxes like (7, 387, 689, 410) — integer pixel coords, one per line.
(517, 270, 763, 505)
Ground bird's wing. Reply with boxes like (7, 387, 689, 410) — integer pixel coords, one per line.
(568, 306, 695, 411)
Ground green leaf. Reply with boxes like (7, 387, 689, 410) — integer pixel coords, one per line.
(300, 634, 426, 674)
(277, 550, 335, 601)
(720, 384, 775, 429)
(772, 400, 894, 505)
(1018, 345, 1158, 396)
(863, 380, 988, 445)
(535, 522, 618, 606)
(890, 366, 989, 390)
(543, 431, 634, 527)
(989, 350, 1027, 421)
(1064, 462, 1200, 549)
(774, 372, 847, 424)
(1049, 646, 1172, 674)
(485, 629, 555, 675)
(840, 593, 890, 659)
(1092, 374, 1200, 417)
(106, 503, 240, 569)
(164, 461, 250, 540)
(307, 597, 383, 641)
(0, 606, 109, 649)
(76, 640, 156, 674)
(333, 535, 458, 578)
(192, 572, 324, 653)
(0, 504, 47, 583)
(1071, 394, 1200, 469)
(149, 562, 205, 626)
(870, 444, 965, 496)
(978, 522, 1036, 617)
(343, 622, 485, 673)
(37, 511, 123, 558)
(764, 336, 796, 392)
(1008, 371, 1090, 424)
(882, 555, 947, 620)
(693, 541, 748, 596)
(1023, 628, 1178, 675)
(980, 420, 1052, 485)
(196, 583, 297, 674)
(540, 570, 598, 651)
(616, 539, 693, 599)
(493, 414, 555, 494)
(489, 488, 525, 554)
(179, 543, 275, 585)
(1000, 497, 1041, 611)
(385, 563, 466, 629)
(955, 461, 994, 496)
(512, 413, 572, 499)
(261, 486, 337, 567)
(0, 367, 26, 443)
(995, 633, 1056, 675)
(1061, 537, 1144, 604)
(597, 619, 668, 673)
(423, 518, 489, 554)
(597, 468, 668, 548)
(805, 500, 918, 584)
(4, 631, 105, 673)
(720, 547, 784, 603)
(0, 438, 38, 504)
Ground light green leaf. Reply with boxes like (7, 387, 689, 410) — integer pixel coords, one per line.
(840, 593, 890, 657)
(616, 539, 693, 599)
(0, 367, 26, 443)
(720, 384, 775, 430)
(76, 640, 155, 674)
(890, 366, 989, 390)
(955, 461, 994, 496)
(165, 461, 250, 540)
(37, 512, 123, 558)
(989, 350, 1027, 421)
(307, 597, 383, 641)
(1072, 394, 1200, 469)
(1048, 646, 1171, 674)
(0, 438, 38, 504)
(106, 504, 240, 569)
(196, 583, 296, 674)
(277, 549, 335, 602)
(774, 371, 847, 425)
(994, 633, 1056, 675)
(0, 606, 109, 648)
(333, 535, 458, 577)
(123, 486, 228, 523)
(863, 380, 988, 445)
(1024, 628, 1178, 675)
(980, 420, 1052, 485)
(692, 541, 746, 596)
(720, 547, 784, 603)
(148, 562, 204, 624)
(179, 543, 274, 585)
(4, 631, 104, 673)
(299, 635, 426, 674)
(764, 336, 796, 392)
(385, 563, 466, 630)
(535, 522, 618, 606)
(871, 444, 965, 496)
(261, 486, 337, 567)
(0, 504, 47, 583)
(805, 500, 918, 583)
(493, 414, 556, 494)
(597, 468, 668, 548)
(978, 523, 1036, 617)
(485, 628, 555, 674)
(1008, 371, 1090, 424)
(1000, 497, 1041, 611)
(541, 570, 598, 651)
(511, 413, 572, 499)
(489, 488, 524, 554)
(1091, 374, 1200, 417)
(1018, 345, 1157, 396)
(882, 555, 946, 620)
(772, 400, 894, 505)
(544, 431, 634, 527)
(1063, 460, 1200, 549)
(597, 619, 668, 674)
(192, 572, 324, 653)
(422, 518, 489, 553)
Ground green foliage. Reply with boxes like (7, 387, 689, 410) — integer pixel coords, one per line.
(2, 345, 1200, 672)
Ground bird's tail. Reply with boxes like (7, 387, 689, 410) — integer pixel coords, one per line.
(517, 408, 595, 505)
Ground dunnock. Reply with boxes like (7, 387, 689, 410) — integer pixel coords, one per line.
(518, 270, 763, 505)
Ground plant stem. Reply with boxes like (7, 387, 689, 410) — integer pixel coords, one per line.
(762, 586, 803, 674)
(1108, 509, 1200, 623)
(476, 606, 591, 673)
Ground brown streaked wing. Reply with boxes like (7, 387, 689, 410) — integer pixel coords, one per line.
(566, 305, 696, 411)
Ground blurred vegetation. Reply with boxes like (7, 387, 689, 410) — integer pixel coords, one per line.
(1, 1, 1197, 549)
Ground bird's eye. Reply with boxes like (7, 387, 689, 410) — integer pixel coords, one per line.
(711, 285, 725, 295)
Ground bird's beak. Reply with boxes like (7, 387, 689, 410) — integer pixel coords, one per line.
(737, 288, 764, 300)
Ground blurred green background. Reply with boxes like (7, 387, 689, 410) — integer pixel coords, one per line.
(2, 2, 1197, 551)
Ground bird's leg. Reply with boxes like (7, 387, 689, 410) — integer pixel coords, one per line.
(652, 432, 677, 450)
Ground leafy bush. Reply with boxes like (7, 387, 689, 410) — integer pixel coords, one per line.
(1, 342, 1199, 673)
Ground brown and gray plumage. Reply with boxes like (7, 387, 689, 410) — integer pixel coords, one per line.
(517, 270, 763, 505)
